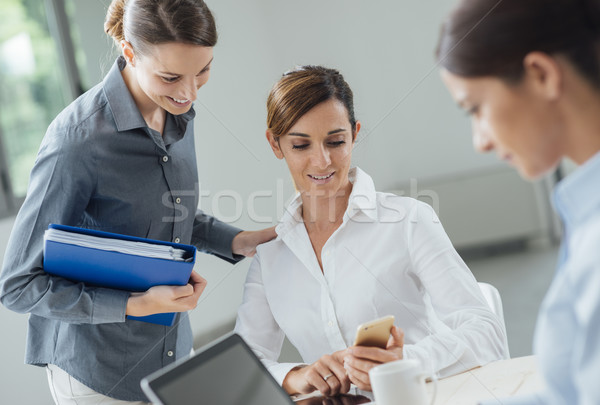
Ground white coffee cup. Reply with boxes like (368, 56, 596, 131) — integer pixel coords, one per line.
(369, 359, 436, 405)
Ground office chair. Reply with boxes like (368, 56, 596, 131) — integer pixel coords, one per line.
(478, 282, 511, 358)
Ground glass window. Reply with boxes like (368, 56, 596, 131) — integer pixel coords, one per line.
(0, 0, 77, 203)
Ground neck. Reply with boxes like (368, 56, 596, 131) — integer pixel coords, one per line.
(121, 65, 165, 134)
(559, 69, 600, 165)
(301, 182, 353, 231)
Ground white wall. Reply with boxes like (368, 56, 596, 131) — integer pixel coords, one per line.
(0, 1, 546, 403)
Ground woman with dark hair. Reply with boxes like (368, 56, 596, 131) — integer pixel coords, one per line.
(234, 65, 507, 397)
(0, 0, 274, 403)
(438, 0, 600, 403)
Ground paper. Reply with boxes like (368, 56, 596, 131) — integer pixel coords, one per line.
(44, 228, 191, 262)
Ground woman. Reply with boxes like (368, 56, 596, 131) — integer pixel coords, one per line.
(234, 65, 508, 397)
(437, 1, 600, 403)
(0, 0, 274, 403)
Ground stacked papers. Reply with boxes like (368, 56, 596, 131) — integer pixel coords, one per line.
(44, 228, 191, 262)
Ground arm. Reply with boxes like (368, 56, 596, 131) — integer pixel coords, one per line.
(0, 123, 129, 324)
(403, 201, 507, 377)
(571, 234, 600, 405)
(234, 252, 303, 382)
(234, 252, 350, 396)
(192, 213, 276, 262)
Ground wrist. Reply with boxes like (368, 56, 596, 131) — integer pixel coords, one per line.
(282, 365, 306, 394)
(126, 292, 148, 316)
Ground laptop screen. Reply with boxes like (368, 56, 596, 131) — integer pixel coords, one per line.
(141, 333, 295, 405)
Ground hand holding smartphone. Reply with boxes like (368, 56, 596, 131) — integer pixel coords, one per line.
(353, 315, 395, 349)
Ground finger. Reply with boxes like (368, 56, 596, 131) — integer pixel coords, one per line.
(189, 273, 208, 295)
(349, 346, 400, 364)
(170, 284, 194, 298)
(344, 362, 371, 391)
(332, 348, 349, 363)
(305, 370, 331, 397)
(325, 359, 350, 394)
(387, 326, 404, 349)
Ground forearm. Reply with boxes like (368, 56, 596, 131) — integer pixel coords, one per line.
(191, 210, 242, 262)
(1, 269, 129, 324)
(403, 314, 505, 377)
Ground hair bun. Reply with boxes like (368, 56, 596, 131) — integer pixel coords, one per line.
(104, 0, 126, 44)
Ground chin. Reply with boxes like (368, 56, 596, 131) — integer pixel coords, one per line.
(517, 162, 559, 181)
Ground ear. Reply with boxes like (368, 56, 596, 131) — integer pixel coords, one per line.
(352, 121, 361, 144)
(266, 130, 284, 159)
(522, 52, 563, 101)
(120, 40, 136, 67)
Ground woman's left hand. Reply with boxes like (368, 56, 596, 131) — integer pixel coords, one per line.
(231, 226, 277, 257)
(343, 326, 404, 391)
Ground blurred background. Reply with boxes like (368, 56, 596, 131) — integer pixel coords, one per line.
(0, 0, 568, 403)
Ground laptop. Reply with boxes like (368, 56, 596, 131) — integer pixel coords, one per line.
(140, 332, 295, 405)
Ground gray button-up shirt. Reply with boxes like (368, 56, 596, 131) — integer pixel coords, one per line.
(0, 57, 242, 401)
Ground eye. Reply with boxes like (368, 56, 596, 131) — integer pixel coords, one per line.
(466, 105, 479, 116)
(198, 66, 211, 76)
(328, 140, 346, 147)
(291, 144, 309, 150)
(161, 76, 179, 83)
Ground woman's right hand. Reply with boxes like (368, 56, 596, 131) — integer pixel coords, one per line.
(282, 350, 351, 397)
(126, 271, 207, 317)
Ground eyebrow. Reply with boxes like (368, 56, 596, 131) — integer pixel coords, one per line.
(287, 128, 347, 137)
(158, 57, 214, 76)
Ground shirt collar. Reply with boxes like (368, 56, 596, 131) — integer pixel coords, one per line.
(103, 56, 196, 139)
(553, 150, 600, 228)
(103, 56, 147, 132)
(276, 167, 378, 237)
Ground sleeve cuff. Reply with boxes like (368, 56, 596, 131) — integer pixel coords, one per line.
(402, 344, 435, 377)
(91, 288, 130, 324)
(268, 362, 305, 386)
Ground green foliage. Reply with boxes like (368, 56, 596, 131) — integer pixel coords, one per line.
(0, 0, 70, 197)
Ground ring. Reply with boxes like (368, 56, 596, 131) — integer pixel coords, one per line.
(323, 373, 334, 381)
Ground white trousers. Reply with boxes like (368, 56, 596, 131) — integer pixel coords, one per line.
(46, 364, 151, 405)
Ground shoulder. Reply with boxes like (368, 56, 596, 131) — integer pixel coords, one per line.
(46, 82, 109, 145)
(569, 213, 600, 267)
(375, 192, 437, 222)
(255, 236, 287, 261)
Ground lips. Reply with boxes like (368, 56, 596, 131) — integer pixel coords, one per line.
(167, 96, 191, 107)
(309, 172, 334, 180)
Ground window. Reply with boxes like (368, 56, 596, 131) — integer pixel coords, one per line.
(0, 0, 82, 217)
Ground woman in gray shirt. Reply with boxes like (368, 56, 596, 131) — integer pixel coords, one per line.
(0, 0, 274, 403)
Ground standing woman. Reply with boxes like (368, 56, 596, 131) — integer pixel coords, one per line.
(438, 0, 600, 403)
(0, 0, 274, 404)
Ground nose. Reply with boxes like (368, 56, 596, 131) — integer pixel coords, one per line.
(312, 145, 332, 168)
(179, 78, 197, 102)
(472, 120, 494, 153)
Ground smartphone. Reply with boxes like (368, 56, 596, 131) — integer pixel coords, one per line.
(353, 315, 395, 348)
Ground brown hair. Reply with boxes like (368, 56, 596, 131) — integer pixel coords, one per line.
(266, 66, 357, 138)
(104, 0, 217, 56)
(436, 0, 600, 86)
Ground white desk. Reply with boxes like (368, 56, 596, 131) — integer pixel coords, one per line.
(429, 356, 544, 405)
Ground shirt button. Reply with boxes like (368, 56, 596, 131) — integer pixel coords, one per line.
(162, 155, 169, 163)
(174, 237, 180, 243)
(328, 321, 333, 327)
(167, 350, 174, 357)
(175, 197, 181, 204)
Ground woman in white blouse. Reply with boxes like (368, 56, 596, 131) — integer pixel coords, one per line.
(234, 65, 508, 397)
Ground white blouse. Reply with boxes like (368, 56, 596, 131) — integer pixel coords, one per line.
(234, 167, 508, 384)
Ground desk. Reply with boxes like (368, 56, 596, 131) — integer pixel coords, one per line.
(292, 356, 543, 405)
(429, 356, 544, 405)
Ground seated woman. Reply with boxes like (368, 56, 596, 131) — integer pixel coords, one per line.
(234, 65, 508, 397)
